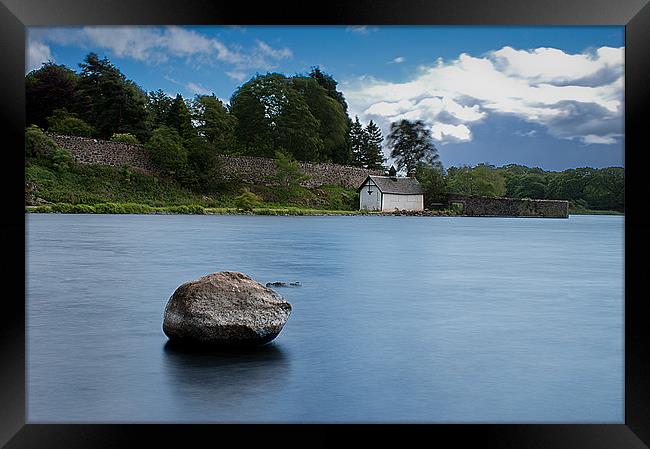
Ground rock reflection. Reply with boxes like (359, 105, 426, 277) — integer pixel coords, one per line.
(161, 340, 291, 421)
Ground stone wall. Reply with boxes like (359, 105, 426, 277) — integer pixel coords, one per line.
(48, 133, 159, 175)
(48, 133, 381, 188)
(447, 194, 569, 218)
(217, 155, 382, 188)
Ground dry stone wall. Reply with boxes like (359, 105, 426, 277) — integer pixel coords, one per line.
(48, 133, 159, 175)
(217, 155, 383, 188)
(48, 133, 382, 188)
(447, 194, 569, 218)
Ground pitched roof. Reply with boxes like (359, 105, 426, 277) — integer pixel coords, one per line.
(358, 175, 424, 195)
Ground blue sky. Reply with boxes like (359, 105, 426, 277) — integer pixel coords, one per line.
(27, 26, 624, 171)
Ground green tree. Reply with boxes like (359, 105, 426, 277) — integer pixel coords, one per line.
(387, 119, 439, 173)
(447, 164, 506, 197)
(547, 169, 586, 201)
(416, 162, 447, 208)
(25, 125, 58, 158)
(362, 120, 386, 169)
(275, 87, 323, 161)
(291, 76, 348, 163)
(230, 73, 323, 161)
(234, 188, 262, 211)
(308, 66, 348, 112)
(51, 148, 74, 172)
(145, 126, 188, 176)
(513, 174, 548, 199)
(273, 151, 309, 200)
(306, 68, 352, 164)
(110, 133, 140, 144)
(230, 73, 289, 156)
(349, 116, 366, 167)
(26, 62, 80, 128)
(191, 95, 238, 152)
(46, 108, 95, 137)
(76, 53, 149, 141)
(583, 167, 624, 211)
(182, 136, 223, 192)
(166, 94, 194, 141)
(147, 89, 173, 129)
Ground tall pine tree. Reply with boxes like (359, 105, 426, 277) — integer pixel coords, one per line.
(76, 53, 149, 141)
(349, 116, 366, 167)
(165, 94, 194, 142)
(362, 120, 385, 169)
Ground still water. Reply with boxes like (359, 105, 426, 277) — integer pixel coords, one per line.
(26, 214, 624, 423)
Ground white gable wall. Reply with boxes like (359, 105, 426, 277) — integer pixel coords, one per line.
(382, 193, 424, 211)
(359, 183, 382, 211)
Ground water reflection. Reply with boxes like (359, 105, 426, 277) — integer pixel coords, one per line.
(161, 340, 291, 420)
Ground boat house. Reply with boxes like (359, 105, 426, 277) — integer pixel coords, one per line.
(358, 167, 424, 212)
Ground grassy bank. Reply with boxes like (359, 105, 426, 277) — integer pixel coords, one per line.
(569, 209, 624, 216)
(26, 158, 360, 212)
(25, 202, 375, 216)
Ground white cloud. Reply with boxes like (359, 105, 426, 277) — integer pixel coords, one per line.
(582, 134, 617, 145)
(26, 39, 53, 72)
(389, 56, 406, 64)
(164, 76, 213, 97)
(255, 40, 292, 60)
(33, 26, 293, 75)
(225, 70, 248, 82)
(346, 26, 378, 35)
(344, 45, 624, 147)
(186, 82, 212, 96)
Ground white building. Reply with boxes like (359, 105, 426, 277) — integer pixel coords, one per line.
(358, 171, 424, 212)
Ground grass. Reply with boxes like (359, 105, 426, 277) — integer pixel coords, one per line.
(569, 208, 624, 216)
(26, 160, 211, 207)
(26, 158, 361, 212)
(29, 159, 620, 217)
(25, 202, 377, 216)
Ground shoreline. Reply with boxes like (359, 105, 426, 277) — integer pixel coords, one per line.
(25, 203, 623, 217)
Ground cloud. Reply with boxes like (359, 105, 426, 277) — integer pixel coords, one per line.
(344, 45, 623, 146)
(346, 26, 378, 35)
(255, 40, 292, 60)
(225, 70, 248, 82)
(164, 76, 214, 97)
(389, 56, 406, 64)
(32, 26, 293, 77)
(26, 39, 53, 72)
(186, 82, 213, 96)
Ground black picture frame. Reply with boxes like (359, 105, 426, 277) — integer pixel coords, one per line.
(2, 0, 649, 447)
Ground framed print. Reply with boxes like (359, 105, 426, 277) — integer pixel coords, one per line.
(2, 0, 649, 447)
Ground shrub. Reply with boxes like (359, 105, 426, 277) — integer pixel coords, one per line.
(25, 125, 58, 157)
(29, 205, 53, 213)
(46, 109, 95, 137)
(145, 126, 188, 176)
(51, 148, 74, 172)
(273, 151, 310, 202)
(110, 133, 140, 144)
(234, 188, 262, 211)
(162, 205, 205, 214)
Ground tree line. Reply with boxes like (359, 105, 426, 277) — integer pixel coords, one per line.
(415, 163, 624, 212)
(26, 53, 623, 211)
(26, 55, 388, 171)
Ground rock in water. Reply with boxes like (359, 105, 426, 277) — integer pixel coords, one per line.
(266, 281, 301, 288)
(163, 271, 292, 346)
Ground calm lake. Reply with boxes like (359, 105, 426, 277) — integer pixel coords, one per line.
(26, 214, 624, 423)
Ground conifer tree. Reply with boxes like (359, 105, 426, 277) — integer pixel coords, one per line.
(166, 94, 194, 141)
(362, 120, 386, 170)
(349, 116, 366, 167)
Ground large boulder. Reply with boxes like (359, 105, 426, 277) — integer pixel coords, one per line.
(163, 271, 292, 346)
